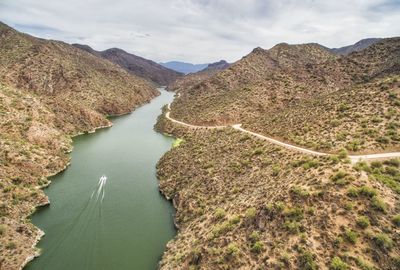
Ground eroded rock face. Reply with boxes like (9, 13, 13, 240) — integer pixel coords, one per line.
(0, 22, 159, 270)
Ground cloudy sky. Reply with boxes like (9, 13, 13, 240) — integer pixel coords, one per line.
(0, 0, 399, 63)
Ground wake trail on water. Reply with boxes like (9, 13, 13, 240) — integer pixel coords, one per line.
(43, 175, 108, 266)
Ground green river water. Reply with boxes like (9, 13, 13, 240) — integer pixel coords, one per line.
(25, 89, 176, 270)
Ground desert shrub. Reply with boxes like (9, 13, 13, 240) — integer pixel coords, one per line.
(330, 256, 348, 270)
(245, 207, 257, 219)
(356, 216, 370, 229)
(6, 242, 16, 250)
(370, 161, 383, 169)
(347, 187, 359, 197)
(298, 251, 317, 270)
(354, 161, 371, 172)
(344, 202, 354, 211)
(384, 158, 400, 167)
(215, 208, 226, 220)
(226, 243, 239, 256)
(371, 196, 386, 212)
(252, 148, 263, 155)
(372, 233, 393, 251)
(172, 138, 184, 148)
(331, 171, 351, 185)
(0, 225, 6, 236)
(249, 231, 260, 242)
(392, 214, 400, 227)
(284, 207, 304, 221)
(230, 215, 240, 224)
(346, 140, 361, 151)
(355, 257, 375, 270)
(344, 229, 358, 244)
(251, 241, 264, 253)
(358, 186, 377, 198)
(284, 220, 301, 234)
(338, 149, 348, 159)
(338, 103, 350, 112)
(329, 155, 340, 164)
(291, 186, 310, 198)
(376, 136, 390, 144)
(272, 165, 281, 176)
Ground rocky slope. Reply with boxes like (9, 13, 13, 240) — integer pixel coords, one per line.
(155, 37, 400, 270)
(168, 60, 230, 92)
(169, 38, 400, 153)
(156, 117, 400, 270)
(73, 44, 183, 86)
(0, 22, 158, 270)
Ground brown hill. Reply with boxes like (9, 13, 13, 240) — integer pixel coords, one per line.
(169, 38, 400, 153)
(155, 119, 400, 270)
(73, 44, 183, 86)
(0, 22, 158, 270)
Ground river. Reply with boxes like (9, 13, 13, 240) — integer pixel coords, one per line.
(25, 88, 176, 270)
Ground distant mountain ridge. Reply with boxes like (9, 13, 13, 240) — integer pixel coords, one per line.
(159, 61, 209, 74)
(73, 44, 183, 85)
(168, 60, 230, 91)
(329, 38, 382, 55)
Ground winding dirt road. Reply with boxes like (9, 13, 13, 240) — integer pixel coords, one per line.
(166, 99, 400, 163)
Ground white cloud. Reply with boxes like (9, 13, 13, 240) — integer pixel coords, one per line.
(0, 0, 399, 63)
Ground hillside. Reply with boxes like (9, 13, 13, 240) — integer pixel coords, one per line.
(168, 38, 400, 153)
(168, 60, 230, 91)
(159, 61, 209, 74)
(155, 117, 400, 270)
(0, 22, 158, 270)
(330, 38, 382, 55)
(73, 44, 183, 86)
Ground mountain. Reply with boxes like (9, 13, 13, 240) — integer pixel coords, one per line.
(159, 61, 209, 74)
(168, 60, 230, 91)
(169, 39, 400, 153)
(155, 38, 400, 269)
(0, 22, 158, 270)
(330, 38, 382, 55)
(201, 60, 230, 72)
(73, 44, 183, 86)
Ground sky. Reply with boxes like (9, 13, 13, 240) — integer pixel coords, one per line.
(0, 0, 399, 63)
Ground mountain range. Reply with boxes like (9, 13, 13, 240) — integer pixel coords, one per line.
(159, 61, 210, 74)
(72, 44, 183, 86)
(1, 19, 399, 270)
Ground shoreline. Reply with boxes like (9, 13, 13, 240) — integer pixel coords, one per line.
(20, 94, 158, 270)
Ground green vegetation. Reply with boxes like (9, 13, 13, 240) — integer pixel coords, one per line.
(0, 225, 6, 235)
(371, 196, 386, 212)
(330, 257, 348, 270)
(226, 243, 239, 256)
(250, 241, 264, 253)
(298, 251, 317, 270)
(343, 229, 358, 244)
(245, 207, 257, 219)
(392, 214, 400, 226)
(356, 216, 370, 229)
(6, 242, 16, 250)
(172, 138, 184, 148)
(372, 233, 393, 251)
(291, 186, 310, 198)
(214, 208, 226, 220)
